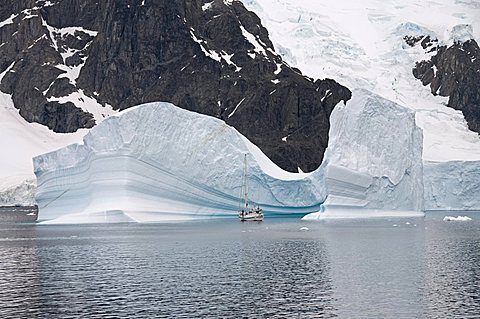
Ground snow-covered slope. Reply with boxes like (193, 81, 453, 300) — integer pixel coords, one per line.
(0, 65, 86, 206)
(304, 89, 424, 219)
(241, 0, 480, 162)
(34, 102, 325, 223)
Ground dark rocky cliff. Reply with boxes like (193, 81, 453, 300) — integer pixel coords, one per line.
(0, 0, 351, 172)
(411, 36, 480, 133)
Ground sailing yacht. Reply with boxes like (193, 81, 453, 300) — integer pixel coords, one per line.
(238, 154, 264, 221)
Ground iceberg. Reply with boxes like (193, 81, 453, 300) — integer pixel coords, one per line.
(34, 89, 425, 223)
(304, 89, 424, 219)
(34, 102, 325, 223)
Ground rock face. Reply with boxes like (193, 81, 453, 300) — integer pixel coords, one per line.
(33, 102, 325, 223)
(412, 35, 480, 134)
(0, 0, 351, 172)
(304, 89, 424, 219)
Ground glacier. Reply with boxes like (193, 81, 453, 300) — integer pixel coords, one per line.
(424, 161, 480, 211)
(34, 89, 425, 223)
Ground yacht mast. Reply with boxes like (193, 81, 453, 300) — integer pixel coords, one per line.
(244, 154, 248, 208)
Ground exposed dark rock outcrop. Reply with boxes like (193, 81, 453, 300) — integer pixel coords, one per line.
(411, 36, 480, 133)
(0, 0, 351, 172)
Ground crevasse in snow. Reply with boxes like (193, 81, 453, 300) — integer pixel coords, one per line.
(34, 90, 424, 223)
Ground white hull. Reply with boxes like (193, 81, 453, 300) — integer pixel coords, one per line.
(239, 210, 264, 221)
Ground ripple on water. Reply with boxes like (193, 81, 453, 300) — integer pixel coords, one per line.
(0, 216, 479, 318)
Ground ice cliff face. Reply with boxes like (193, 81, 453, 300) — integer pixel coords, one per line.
(35, 90, 424, 223)
(304, 90, 424, 219)
(34, 102, 324, 223)
(424, 161, 480, 211)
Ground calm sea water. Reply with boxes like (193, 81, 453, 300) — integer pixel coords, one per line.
(0, 213, 479, 318)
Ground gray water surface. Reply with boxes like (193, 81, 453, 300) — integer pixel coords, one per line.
(0, 213, 479, 318)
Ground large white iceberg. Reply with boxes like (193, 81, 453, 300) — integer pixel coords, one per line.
(34, 102, 325, 223)
(304, 89, 424, 219)
(34, 89, 425, 223)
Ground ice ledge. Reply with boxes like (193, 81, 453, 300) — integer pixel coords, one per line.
(302, 209, 425, 220)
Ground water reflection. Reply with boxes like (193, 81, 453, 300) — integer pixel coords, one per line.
(0, 225, 40, 318)
(0, 221, 336, 318)
(0, 215, 479, 318)
(320, 218, 427, 319)
(424, 217, 480, 318)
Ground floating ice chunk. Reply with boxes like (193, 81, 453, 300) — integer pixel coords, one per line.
(35, 90, 427, 224)
(443, 215, 472, 222)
